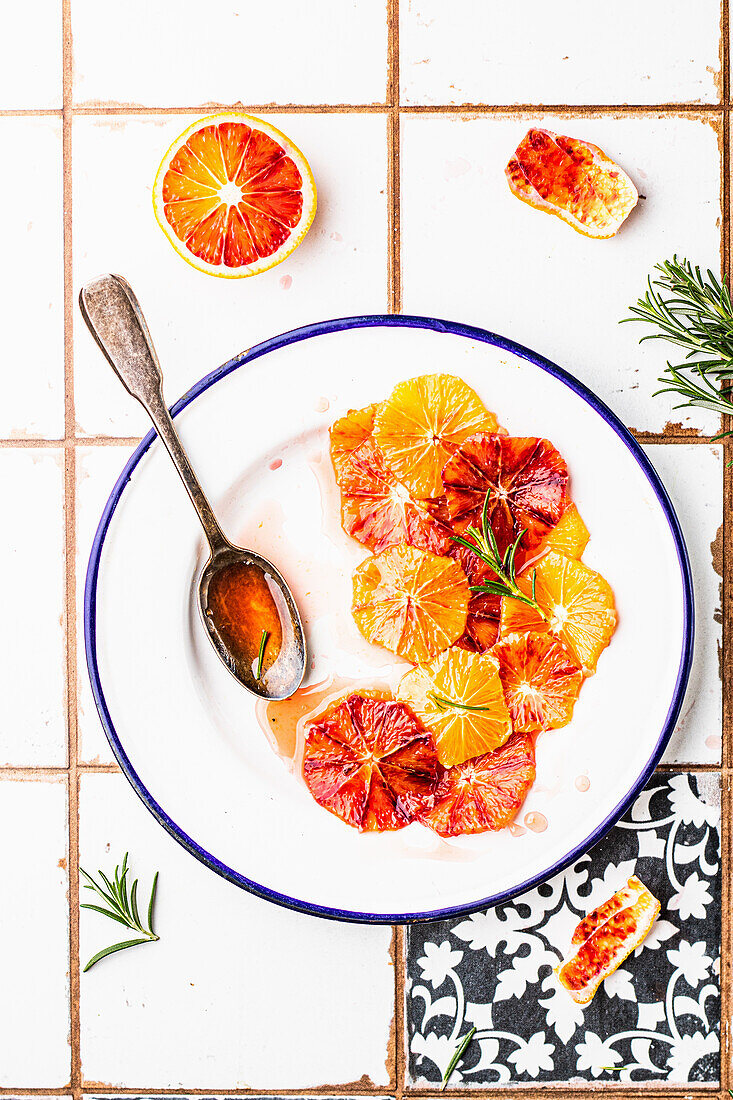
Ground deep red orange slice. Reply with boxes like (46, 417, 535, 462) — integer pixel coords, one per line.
(419, 732, 536, 836)
(302, 692, 439, 831)
(506, 128, 638, 239)
(555, 876, 661, 1004)
(153, 113, 316, 277)
(493, 632, 583, 733)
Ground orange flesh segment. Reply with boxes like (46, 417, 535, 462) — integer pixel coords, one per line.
(500, 550, 617, 673)
(330, 404, 378, 479)
(506, 128, 638, 239)
(493, 631, 582, 733)
(556, 876, 661, 1004)
(162, 121, 304, 268)
(397, 648, 512, 766)
(537, 503, 589, 560)
(352, 544, 469, 665)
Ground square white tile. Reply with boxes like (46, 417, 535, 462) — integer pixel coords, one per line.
(71, 0, 388, 106)
(76, 445, 135, 765)
(79, 773, 394, 1088)
(0, 448, 66, 766)
(0, 0, 62, 108)
(0, 778, 70, 1085)
(644, 443, 723, 764)
(0, 117, 64, 438)
(72, 112, 389, 436)
(400, 112, 722, 434)
(400, 0, 721, 106)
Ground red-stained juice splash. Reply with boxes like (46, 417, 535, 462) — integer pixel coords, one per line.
(524, 811, 548, 833)
(575, 775, 590, 792)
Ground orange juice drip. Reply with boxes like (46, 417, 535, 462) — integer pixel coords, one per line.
(205, 562, 282, 675)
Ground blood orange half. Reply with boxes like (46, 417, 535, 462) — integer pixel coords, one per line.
(419, 732, 536, 836)
(302, 693, 439, 831)
(153, 113, 316, 278)
(442, 433, 568, 557)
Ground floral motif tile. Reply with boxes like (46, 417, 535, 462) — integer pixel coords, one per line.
(407, 772, 721, 1086)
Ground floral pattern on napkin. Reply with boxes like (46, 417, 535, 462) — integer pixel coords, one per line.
(407, 772, 721, 1085)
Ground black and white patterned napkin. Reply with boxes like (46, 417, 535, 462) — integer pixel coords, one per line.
(407, 772, 721, 1085)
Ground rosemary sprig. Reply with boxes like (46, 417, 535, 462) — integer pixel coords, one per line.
(80, 852, 159, 972)
(255, 629, 268, 679)
(623, 256, 733, 438)
(428, 692, 494, 714)
(451, 489, 546, 619)
(442, 1026, 477, 1091)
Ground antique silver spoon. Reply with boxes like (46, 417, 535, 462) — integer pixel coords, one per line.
(79, 273, 306, 701)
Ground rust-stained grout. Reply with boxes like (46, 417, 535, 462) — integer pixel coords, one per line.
(32, 101, 728, 117)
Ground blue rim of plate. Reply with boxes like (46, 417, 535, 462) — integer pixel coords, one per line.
(85, 314, 694, 924)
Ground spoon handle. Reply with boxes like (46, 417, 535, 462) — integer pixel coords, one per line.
(79, 274, 229, 555)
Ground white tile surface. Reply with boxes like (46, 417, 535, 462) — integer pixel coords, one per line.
(79, 773, 394, 1088)
(0, 779, 70, 1085)
(76, 446, 134, 764)
(400, 0, 721, 106)
(0, 0, 62, 109)
(645, 444, 723, 765)
(71, 0, 388, 106)
(72, 112, 389, 436)
(400, 113, 722, 434)
(0, 117, 64, 438)
(0, 448, 66, 766)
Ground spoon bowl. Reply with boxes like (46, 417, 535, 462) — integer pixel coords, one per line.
(79, 273, 306, 700)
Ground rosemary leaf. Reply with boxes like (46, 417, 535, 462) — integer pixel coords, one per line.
(441, 1026, 477, 1091)
(428, 692, 494, 714)
(80, 854, 160, 972)
(82, 937, 156, 974)
(255, 629, 268, 679)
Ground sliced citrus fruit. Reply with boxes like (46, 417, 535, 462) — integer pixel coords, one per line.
(500, 551, 616, 673)
(506, 128, 638, 239)
(352, 544, 469, 664)
(373, 375, 498, 498)
(302, 692, 439, 831)
(153, 113, 316, 278)
(443, 433, 568, 557)
(536, 503, 589, 560)
(457, 590, 502, 653)
(555, 876, 660, 1004)
(334, 437, 452, 555)
(397, 648, 512, 766)
(419, 732, 536, 836)
(329, 405, 377, 480)
(493, 632, 582, 733)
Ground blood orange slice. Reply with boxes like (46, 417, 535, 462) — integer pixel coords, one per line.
(302, 692, 439, 831)
(506, 128, 638, 239)
(153, 113, 316, 277)
(442, 433, 568, 558)
(493, 632, 582, 733)
(352, 544, 469, 664)
(329, 405, 377, 480)
(555, 876, 660, 1004)
(419, 732, 536, 836)
(374, 375, 498, 498)
(334, 437, 451, 555)
(499, 551, 617, 673)
(536, 503, 589, 560)
(398, 648, 512, 766)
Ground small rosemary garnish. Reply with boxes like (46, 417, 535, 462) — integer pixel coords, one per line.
(624, 256, 733, 439)
(451, 489, 546, 619)
(442, 1026, 477, 1091)
(80, 852, 159, 972)
(428, 692, 494, 714)
(255, 629, 268, 679)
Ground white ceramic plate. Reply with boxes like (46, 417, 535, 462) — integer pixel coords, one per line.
(85, 316, 693, 922)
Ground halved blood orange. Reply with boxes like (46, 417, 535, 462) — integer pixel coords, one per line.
(302, 692, 439, 831)
(153, 113, 316, 277)
(500, 551, 616, 673)
(493, 632, 583, 733)
(333, 437, 451, 555)
(329, 405, 377, 481)
(442, 433, 568, 557)
(506, 128, 638, 239)
(352, 544, 469, 664)
(374, 375, 498, 498)
(398, 648, 512, 766)
(419, 732, 536, 836)
(536, 503, 589, 560)
(555, 876, 660, 1004)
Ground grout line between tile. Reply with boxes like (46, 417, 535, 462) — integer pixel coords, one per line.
(32, 101, 726, 116)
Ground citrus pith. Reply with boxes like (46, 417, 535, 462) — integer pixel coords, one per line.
(153, 113, 316, 278)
